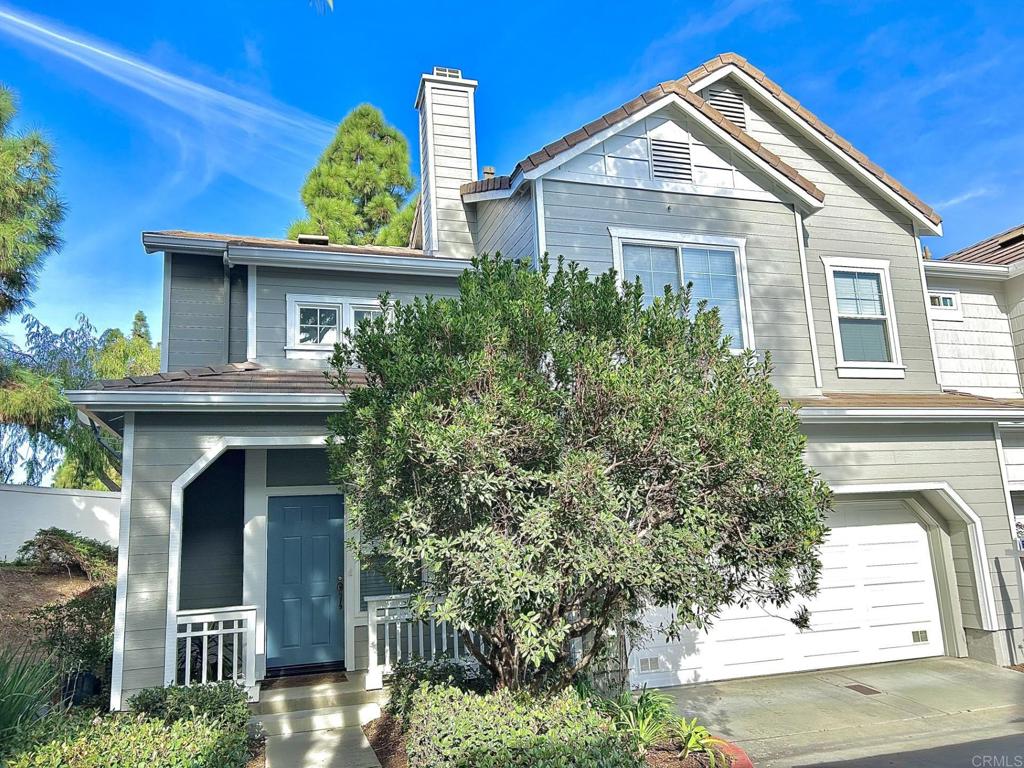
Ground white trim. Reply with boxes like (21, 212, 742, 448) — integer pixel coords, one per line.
(927, 289, 964, 322)
(915, 238, 949, 389)
(830, 481, 999, 631)
(533, 178, 546, 270)
(544, 169, 784, 206)
(822, 256, 904, 379)
(992, 424, 1024, 631)
(462, 188, 514, 203)
(422, 83, 440, 255)
(923, 260, 1011, 280)
(160, 254, 171, 372)
(608, 227, 755, 350)
(285, 293, 382, 360)
(66, 391, 346, 411)
(109, 413, 134, 711)
(224, 246, 468, 277)
(798, 407, 1024, 423)
(685, 65, 942, 236)
(793, 210, 823, 389)
(522, 93, 824, 213)
(163, 436, 329, 688)
(246, 265, 257, 361)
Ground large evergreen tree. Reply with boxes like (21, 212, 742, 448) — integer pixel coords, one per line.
(0, 85, 64, 324)
(289, 104, 415, 246)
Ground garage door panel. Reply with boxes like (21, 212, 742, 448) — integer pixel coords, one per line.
(631, 500, 945, 687)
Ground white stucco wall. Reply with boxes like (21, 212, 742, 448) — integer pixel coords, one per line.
(0, 484, 119, 560)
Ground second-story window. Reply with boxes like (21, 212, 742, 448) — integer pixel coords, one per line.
(610, 228, 753, 350)
(822, 257, 904, 379)
(286, 294, 383, 360)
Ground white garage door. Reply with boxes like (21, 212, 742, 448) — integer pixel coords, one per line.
(631, 500, 945, 688)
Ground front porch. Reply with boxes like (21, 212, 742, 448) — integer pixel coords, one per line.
(167, 443, 476, 701)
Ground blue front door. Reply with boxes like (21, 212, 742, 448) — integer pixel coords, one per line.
(266, 495, 344, 670)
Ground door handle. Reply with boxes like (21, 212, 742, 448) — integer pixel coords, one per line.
(337, 575, 344, 608)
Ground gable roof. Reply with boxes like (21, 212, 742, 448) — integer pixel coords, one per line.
(143, 230, 427, 259)
(463, 53, 941, 232)
(461, 79, 823, 205)
(679, 53, 942, 229)
(942, 223, 1024, 265)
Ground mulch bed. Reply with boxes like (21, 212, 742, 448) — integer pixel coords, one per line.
(1009, 664, 1024, 674)
(246, 737, 266, 768)
(0, 565, 93, 652)
(363, 715, 745, 767)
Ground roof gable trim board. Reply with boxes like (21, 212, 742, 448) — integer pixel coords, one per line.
(683, 61, 942, 235)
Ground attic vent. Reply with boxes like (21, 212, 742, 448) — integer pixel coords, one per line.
(297, 233, 329, 246)
(651, 138, 693, 182)
(432, 66, 463, 79)
(707, 87, 747, 130)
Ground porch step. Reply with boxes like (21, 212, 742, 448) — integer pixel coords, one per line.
(254, 700, 383, 737)
(255, 682, 386, 716)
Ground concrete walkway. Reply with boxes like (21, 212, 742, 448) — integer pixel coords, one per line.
(664, 657, 1024, 767)
(266, 725, 380, 768)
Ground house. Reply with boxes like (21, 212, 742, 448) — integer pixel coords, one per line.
(67, 53, 1024, 711)
(923, 224, 1024, 559)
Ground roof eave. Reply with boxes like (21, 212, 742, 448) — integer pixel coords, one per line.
(923, 260, 1011, 280)
(685, 63, 943, 236)
(66, 390, 348, 412)
(797, 407, 1024, 422)
(223, 244, 470, 277)
(142, 232, 227, 255)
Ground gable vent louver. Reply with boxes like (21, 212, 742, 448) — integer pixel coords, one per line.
(651, 138, 692, 182)
(707, 87, 747, 130)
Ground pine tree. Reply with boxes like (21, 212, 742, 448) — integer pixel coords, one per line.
(0, 85, 65, 323)
(289, 104, 415, 246)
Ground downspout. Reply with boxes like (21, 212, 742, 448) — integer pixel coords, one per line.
(222, 251, 231, 364)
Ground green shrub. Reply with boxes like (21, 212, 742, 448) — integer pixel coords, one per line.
(5, 712, 250, 768)
(2, 707, 96, 760)
(668, 716, 727, 766)
(128, 681, 251, 731)
(16, 528, 116, 583)
(0, 646, 58, 750)
(385, 657, 491, 726)
(30, 584, 114, 686)
(594, 686, 675, 757)
(405, 684, 641, 767)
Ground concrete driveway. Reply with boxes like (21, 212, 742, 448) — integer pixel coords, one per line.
(663, 658, 1024, 767)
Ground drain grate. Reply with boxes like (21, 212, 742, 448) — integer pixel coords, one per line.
(846, 683, 882, 696)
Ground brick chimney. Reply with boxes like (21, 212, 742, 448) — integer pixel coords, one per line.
(415, 67, 477, 258)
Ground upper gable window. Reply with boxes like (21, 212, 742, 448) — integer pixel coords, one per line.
(609, 228, 753, 350)
(928, 290, 963, 321)
(822, 258, 904, 378)
(285, 293, 382, 360)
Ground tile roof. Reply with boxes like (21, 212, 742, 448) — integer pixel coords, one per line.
(145, 230, 428, 259)
(940, 223, 1024, 266)
(463, 52, 940, 229)
(675, 54, 941, 227)
(91, 362, 364, 394)
(461, 73, 823, 203)
(792, 390, 1022, 410)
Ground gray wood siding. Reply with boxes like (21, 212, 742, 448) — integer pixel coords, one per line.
(542, 179, 818, 395)
(228, 266, 248, 363)
(803, 422, 1019, 631)
(473, 188, 534, 262)
(725, 75, 940, 392)
(254, 266, 460, 370)
(166, 253, 228, 371)
(121, 413, 329, 701)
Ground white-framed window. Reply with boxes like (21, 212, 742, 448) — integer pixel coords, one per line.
(609, 227, 755, 350)
(285, 294, 383, 360)
(928, 290, 963, 321)
(822, 257, 904, 379)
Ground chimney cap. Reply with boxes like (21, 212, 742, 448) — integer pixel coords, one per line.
(296, 233, 330, 246)
(432, 66, 463, 79)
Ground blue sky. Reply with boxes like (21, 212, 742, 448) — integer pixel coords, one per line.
(1, 0, 1022, 342)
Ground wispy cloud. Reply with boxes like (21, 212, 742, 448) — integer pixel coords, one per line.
(0, 6, 334, 202)
(935, 186, 997, 209)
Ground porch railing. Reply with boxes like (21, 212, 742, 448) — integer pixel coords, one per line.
(365, 594, 480, 689)
(174, 606, 257, 690)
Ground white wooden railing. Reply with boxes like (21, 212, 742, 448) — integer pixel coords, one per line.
(174, 606, 257, 693)
(365, 594, 480, 689)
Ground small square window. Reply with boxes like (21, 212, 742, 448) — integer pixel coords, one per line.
(297, 304, 340, 346)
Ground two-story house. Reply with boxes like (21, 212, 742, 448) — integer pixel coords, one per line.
(68, 53, 1024, 712)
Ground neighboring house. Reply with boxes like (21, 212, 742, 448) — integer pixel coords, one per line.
(0, 484, 119, 560)
(67, 53, 1024, 711)
(923, 224, 1024, 568)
